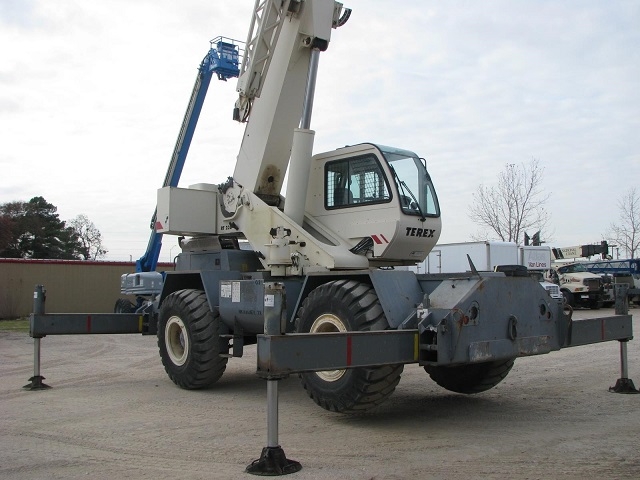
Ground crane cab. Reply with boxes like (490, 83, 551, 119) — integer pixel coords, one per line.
(304, 143, 441, 266)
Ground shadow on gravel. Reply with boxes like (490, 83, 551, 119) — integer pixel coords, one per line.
(327, 388, 552, 431)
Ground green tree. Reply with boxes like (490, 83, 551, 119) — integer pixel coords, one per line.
(0, 201, 26, 257)
(0, 216, 12, 253)
(0, 197, 83, 259)
(0, 203, 19, 253)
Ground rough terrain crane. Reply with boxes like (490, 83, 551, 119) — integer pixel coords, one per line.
(25, 0, 636, 473)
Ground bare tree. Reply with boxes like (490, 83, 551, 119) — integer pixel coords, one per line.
(468, 159, 550, 244)
(69, 214, 108, 260)
(609, 187, 640, 259)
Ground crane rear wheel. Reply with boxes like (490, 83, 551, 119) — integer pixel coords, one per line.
(425, 358, 515, 394)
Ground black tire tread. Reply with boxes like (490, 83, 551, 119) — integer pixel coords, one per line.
(158, 289, 227, 389)
(425, 358, 515, 394)
(296, 279, 403, 413)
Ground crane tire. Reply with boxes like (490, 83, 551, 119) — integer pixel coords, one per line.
(158, 289, 228, 389)
(295, 279, 403, 413)
(425, 358, 515, 394)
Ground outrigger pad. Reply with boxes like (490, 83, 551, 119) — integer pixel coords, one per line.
(23, 375, 51, 391)
(609, 378, 639, 394)
(246, 446, 302, 476)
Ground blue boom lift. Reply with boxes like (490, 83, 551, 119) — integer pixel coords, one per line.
(137, 37, 241, 273)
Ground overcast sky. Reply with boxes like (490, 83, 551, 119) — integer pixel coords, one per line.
(2, 0, 639, 261)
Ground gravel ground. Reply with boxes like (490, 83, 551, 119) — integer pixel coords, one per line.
(1, 308, 639, 479)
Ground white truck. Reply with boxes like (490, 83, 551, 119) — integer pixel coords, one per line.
(548, 244, 608, 309)
(548, 262, 605, 309)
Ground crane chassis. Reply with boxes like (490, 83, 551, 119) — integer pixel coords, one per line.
(24, 0, 637, 475)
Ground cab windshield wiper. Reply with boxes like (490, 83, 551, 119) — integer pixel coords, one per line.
(389, 165, 426, 222)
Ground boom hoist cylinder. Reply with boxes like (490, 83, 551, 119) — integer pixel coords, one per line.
(284, 47, 323, 225)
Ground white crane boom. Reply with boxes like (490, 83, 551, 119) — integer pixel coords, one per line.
(232, 0, 345, 201)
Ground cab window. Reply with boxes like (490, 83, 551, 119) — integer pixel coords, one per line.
(325, 155, 391, 209)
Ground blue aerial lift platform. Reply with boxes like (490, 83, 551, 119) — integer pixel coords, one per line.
(136, 37, 242, 274)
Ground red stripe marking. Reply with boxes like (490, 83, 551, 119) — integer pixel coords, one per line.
(380, 234, 389, 243)
(346, 335, 352, 366)
(87, 315, 92, 333)
(371, 235, 382, 245)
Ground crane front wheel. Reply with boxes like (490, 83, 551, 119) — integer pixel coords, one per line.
(295, 279, 403, 413)
(158, 289, 228, 389)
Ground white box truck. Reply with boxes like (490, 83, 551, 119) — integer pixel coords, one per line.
(416, 242, 553, 274)
(418, 241, 518, 274)
(413, 242, 562, 301)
